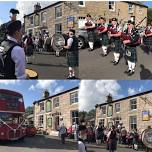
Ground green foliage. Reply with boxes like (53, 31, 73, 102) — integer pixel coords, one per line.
(147, 8, 152, 24)
(25, 106, 33, 116)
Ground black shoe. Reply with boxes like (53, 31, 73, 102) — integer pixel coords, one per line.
(113, 61, 119, 65)
(88, 48, 94, 51)
(128, 71, 135, 76)
(124, 69, 131, 74)
(67, 76, 76, 79)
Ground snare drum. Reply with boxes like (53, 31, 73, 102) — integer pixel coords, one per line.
(26, 69, 38, 79)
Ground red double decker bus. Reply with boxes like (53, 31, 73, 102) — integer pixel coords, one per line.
(0, 89, 26, 141)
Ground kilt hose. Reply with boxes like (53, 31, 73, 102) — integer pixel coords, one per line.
(87, 30, 95, 42)
(111, 38, 122, 53)
(67, 51, 79, 67)
(143, 36, 152, 47)
(125, 45, 137, 63)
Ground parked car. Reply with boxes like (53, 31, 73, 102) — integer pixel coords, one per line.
(26, 125, 37, 136)
(76, 29, 100, 49)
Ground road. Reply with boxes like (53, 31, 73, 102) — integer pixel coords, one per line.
(0, 135, 77, 152)
(79, 45, 152, 79)
(86, 143, 144, 152)
(26, 52, 78, 79)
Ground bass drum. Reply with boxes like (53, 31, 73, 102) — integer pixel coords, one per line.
(26, 69, 38, 79)
(51, 33, 65, 52)
(141, 128, 152, 149)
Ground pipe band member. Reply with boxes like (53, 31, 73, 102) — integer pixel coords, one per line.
(0, 8, 19, 44)
(143, 22, 152, 50)
(109, 18, 122, 65)
(97, 17, 109, 57)
(123, 20, 140, 76)
(85, 14, 96, 51)
(64, 29, 79, 79)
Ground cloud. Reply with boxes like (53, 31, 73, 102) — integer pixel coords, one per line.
(29, 85, 35, 91)
(0, 80, 20, 85)
(16, 1, 56, 22)
(128, 88, 136, 95)
(78, 80, 122, 112)
(54, 86, 64, 94)
(138, 85, 144, 92)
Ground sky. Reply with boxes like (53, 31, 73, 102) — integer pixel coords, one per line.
(0, 1, 152, 24)
(0, 80, 152, 110)
(0, 80, 79, 108)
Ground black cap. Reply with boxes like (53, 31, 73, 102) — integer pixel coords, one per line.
(10, 8, 19, 14)
(7, 20, 22, 34)
(111, 18, 117, 22)
(99, 17, 106, 21)
(128, 20, 135, 25)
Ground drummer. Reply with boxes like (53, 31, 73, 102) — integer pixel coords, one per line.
(1, 20, 26, 79)
(63, 29, 78, 79)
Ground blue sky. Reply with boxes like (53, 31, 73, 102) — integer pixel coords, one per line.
(0, 1, 152, 23)
(0, 80, 152, 109)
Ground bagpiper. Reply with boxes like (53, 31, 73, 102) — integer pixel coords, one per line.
(122, 20, 140, 76)
(108, 18, 123, 65)
(96, 17, 109, 56)
(143, 22, 152, 50)
(84, 14, 96, 51)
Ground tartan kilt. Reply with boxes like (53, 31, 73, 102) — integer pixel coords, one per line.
(111, 38, 122, 53)
(26, 45, 34, 56)
(125, 46, 137, 63)
(67, 51, 78, 67)
(87, 30, 95, 42)
(143, 36, 152, 46)
(101, 33, 109, 46)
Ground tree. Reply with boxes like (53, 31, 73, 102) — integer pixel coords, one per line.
(25, 106, 33, 116)
(147, 8, 152, 24)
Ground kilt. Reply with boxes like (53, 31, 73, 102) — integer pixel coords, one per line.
(87, 30, 95, 42)
(125, 46, 137, 63)
(108, 139, 117, 151)
(100, 33, 109, 46)
(143, 36, 152, 46)
(111, 38, 122, 53)
(26, 45, 34, 56)
(67, 51, 78, 67)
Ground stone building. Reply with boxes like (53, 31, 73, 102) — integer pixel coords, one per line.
(95, 90, 152, 133)
(33, 87, 78, 135)
(24, 1, 148, 36)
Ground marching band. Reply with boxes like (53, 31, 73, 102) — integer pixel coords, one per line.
(84, 14, 152, 76)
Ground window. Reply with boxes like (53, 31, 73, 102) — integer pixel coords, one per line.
(53, 97, 59, 108)
(55, 23, 62, 34)
(47, 117, 52, 127)
(99, 119, 105, 127)
(115, 103, 120, 112)
(29, 16, 34, 25)
(79, 1, 85, 7)
(109, 1, 115, 11)
(71, 110, 78, 124)
(46, 100, 52, 112)
(40, 102, 44, 111)
(130, 116, 137, 130)
(101, 106, 106, 115)
(130, 99, 137, 110)
(38, 115, 44, 127)
(70, 92, 78, 104)
(128, 4, 134, 13)
(41, 11, 47, 22)
(55, 5, 62, 18)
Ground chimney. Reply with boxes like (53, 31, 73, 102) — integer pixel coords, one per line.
(43, 90, 50, 98)
(34, 3, 41, 13)
(106, 94, 113, 103)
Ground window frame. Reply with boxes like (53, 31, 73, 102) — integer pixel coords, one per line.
(70, 91, 78, 104)
(128, 3, 134, 13)
(79, 1, 85, 7)
(38, 115, 44, 127)
(115, 103, 120, 113)
(55, 5, 62, 19)
(130, 98, 137, 110)
(108, 1, 116, 12)
(129, 116, 137, 130)
(53, 97, 59, 108)
(55, 23, 62, 34)
(71, 110, 78, 124)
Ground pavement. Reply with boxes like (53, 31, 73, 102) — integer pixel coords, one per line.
(0, 135, 77, 152)
(26, 52, 78, 79)
(79, 45, 152, 79)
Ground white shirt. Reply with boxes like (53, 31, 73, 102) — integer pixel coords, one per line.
(7, 36, 26, 79)
(67, 37, 73, 47)
(78, 141, 86, 152)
